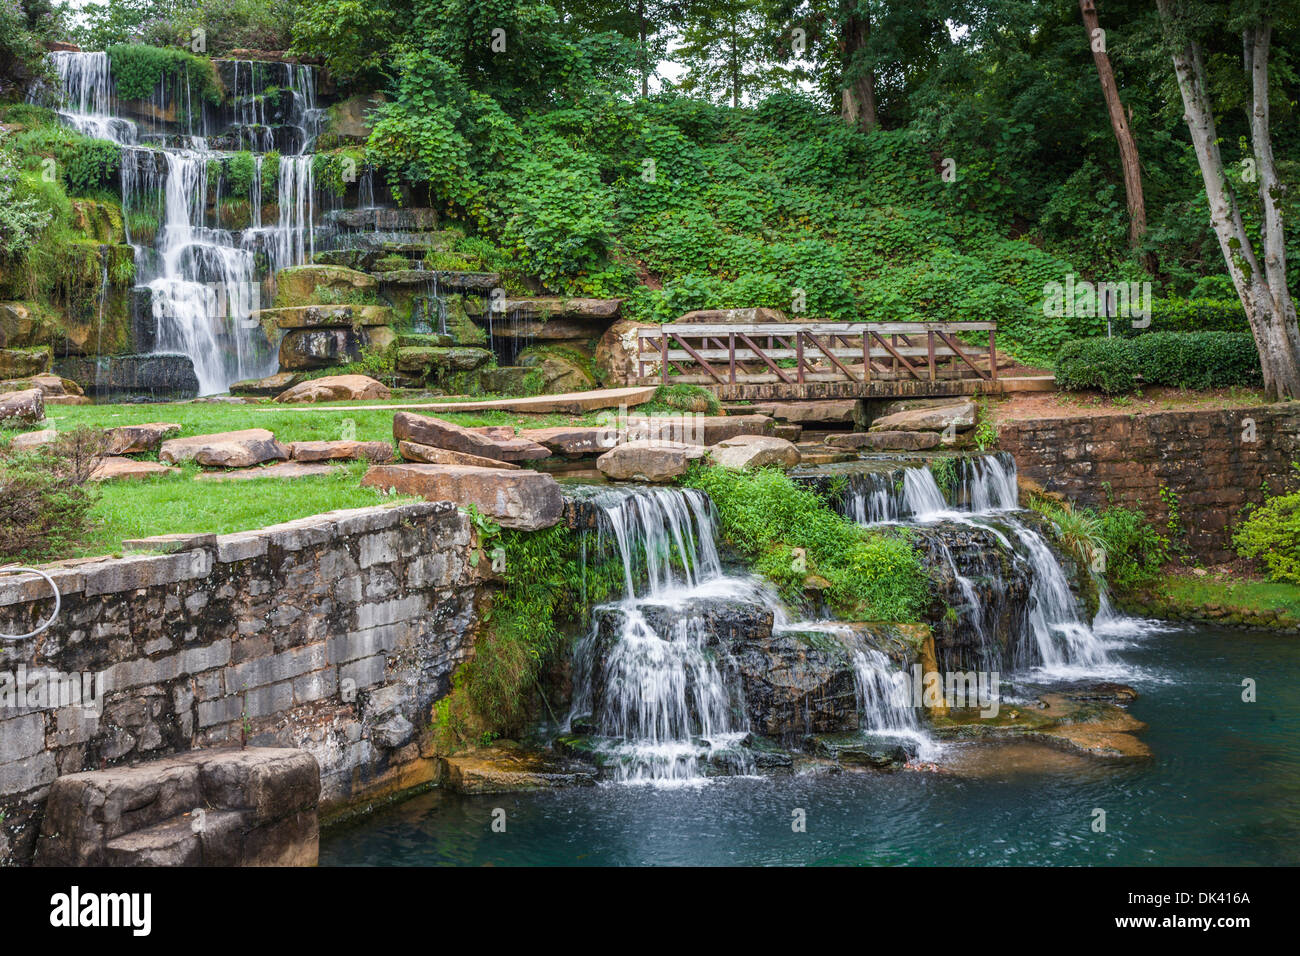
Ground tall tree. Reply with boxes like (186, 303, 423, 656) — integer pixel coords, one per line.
(677, 0, 782, 107)
(1079, 0, 1149, 263)
(839, 1, 877, 130)
(1156, 0, 1300, 399)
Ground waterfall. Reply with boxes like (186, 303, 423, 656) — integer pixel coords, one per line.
(844, 453, 1111, 675)
(851, 647, 940, 760)
(44, 50, 326, 395)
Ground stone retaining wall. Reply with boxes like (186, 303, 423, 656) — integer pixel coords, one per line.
(0, 500, 486, 866)
(998, 405, 1300, 562)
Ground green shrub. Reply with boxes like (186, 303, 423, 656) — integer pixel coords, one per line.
(108, 44, 222, 105)
(642, 383, 721, 415)
(0, 427, 106, 561)
(680, 465, 932, 621)
(1055, 337, 1139, 393)
(1056, 332, 1261, 393)
(1117, 297, 1249, 336)
(1093, 506, 1169, 592)
(1234, 491, 1300, 585)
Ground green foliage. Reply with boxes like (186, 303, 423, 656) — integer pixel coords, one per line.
(1056, 333, 1262, 394)
(0, 134, 52, 257)
(223, 152, 256, 198)
(1, 0, 61, 98)
(1117, 298, 1249, 337)
(1031, 499, 1168, 594)
(1235, 489, 1300, 585)
(0, 427, 105, 561)
(435, 523, 624, 743)
(107, 44, 222, 105)
(640, 383, 722, 415)
(680, 465, 931, 621)
(7, 124, 121, 195)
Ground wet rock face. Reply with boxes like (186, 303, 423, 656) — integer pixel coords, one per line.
(731, 630, 861, 741)
(55, 352, 200, 400)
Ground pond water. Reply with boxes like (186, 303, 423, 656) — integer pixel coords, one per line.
(320, 622, 1300, 866)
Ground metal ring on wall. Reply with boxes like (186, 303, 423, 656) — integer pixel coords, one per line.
(0, 567, 61, 641)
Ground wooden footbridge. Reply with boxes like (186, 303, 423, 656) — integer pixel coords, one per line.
(636, 321, 1053, 401)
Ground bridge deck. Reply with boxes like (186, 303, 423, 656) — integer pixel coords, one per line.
(636, 321, 1053, 399)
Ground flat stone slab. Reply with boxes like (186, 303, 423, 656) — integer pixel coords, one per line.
(709, 434, 801, 470)
(261, 385, 658, 416)
(0, 387, 43, 424)
(439, 747, 597, 794)
(827, 430, 942, 451)
(361, 464, 563, 530)
(159, 429, 289, 467)
(517, 426, 620, 458)
(195, 462, 343, 481)
(625, 414, 774, 446)
(122, 532, 217, 553)
(35, 747, 319, 867)
(230, 372, 302, 397)
(90, 457, 180, 481)
(288, 440, 394, 462)
(870, 401, 976, 433)
(745, 400, 858, 423)
(678, 307, 788, 324)
(274, 374, 391, 403)
(393, 411, 549, 463)
(252, 304, 392, 329)
(596, 439, 707, 482)
(104, 422, 182, 455)
(8, 427, 56, 450)
(398, 440, 520, 469)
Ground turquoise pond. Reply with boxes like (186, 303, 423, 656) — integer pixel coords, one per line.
(319, 623, 1300, 866)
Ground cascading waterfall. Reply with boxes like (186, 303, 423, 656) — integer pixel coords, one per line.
(569, 486, 935, 781)
(44, 51, 326, 395)
(851, 647, 940, 759)
(844, 453, 1111, 675)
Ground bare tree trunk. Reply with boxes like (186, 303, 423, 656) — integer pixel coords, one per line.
(639, 1, 649, 98)
(840, 4, 877, 131)
(1079, 0, 1150, 266)
(1156, 0, 1300, 400)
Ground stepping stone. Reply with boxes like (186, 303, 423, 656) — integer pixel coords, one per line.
(288, 440, 394, 462)
(774, 424, 802, 442)
(274, 374, 391, 403)
(869, 401, 976, 433)
(393, 412, 550, 463)
(708, 435, 801, 471)
(398, 440, 519, 469)
(195, 462, 342, 481)
(827, 431, 942, 451)
(90, 457, 180, 481)
(159, 429, 289, 467)
(230, 372, 302, 397)
(0, 387, 43, 424)
(361, 464, 563, 530)
(104, 422, 182, 455)
(517, 426, 620, 458)
(262, 385, 658, 416)
(596, 440, 706, 482)
(7, 428, 56, 450)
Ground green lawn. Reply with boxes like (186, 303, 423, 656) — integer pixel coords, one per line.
(1127, 572, 1300, 630)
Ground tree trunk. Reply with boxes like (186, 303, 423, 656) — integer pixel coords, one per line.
(638, 1, 649, 98)
(840, 4, 877, 131)
(1156, 0, 1300, 400)
(1079, 0, 1150, 265)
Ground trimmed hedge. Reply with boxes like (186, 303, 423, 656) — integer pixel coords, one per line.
(1117, 297, 1249, 337)
(1056, 332, 1262, 394)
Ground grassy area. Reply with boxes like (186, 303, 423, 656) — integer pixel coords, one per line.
(1122, 571, 1300, 630)
(26, 398, 612, 446)
(56, 460, 418, 559)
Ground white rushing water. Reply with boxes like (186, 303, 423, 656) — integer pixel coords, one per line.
(43, 51, 326, 394)
(844, 454, 1114, 677)
(569, 487, 934, 783)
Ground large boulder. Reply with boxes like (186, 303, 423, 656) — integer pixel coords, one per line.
(7, 428, 56, 450)
(517, 426, 619, 458)
(397, 440, 519, 469)
(273, 265, 377, 307)
(748, 400, 861, 425)
(90, 457, 181, 481)
(828, 431, 942, 451)
(708, 435, 801, 471)
(517, 348, 597, 393)
(625, 414, 774, 446)
(595, 319, 660, 387)
(104, 422, 182, 455)
(395, 346, 493, 380)
(276, 327, 390, 371)
(595, 439, 706, 482)
(288, 440, 394, 462)
(0, 373, 83, 398)
(392, 412, 549, 463)
(360, 464, 563, 530)
(274, 374, 391, 403)
(159, 429, 290, 467)
(0, 301, 52, 349)
(869, 401, 976, 433)
(0, 346, 50, 378)
(230, 372, 302, 397)
(0, 387, 44, 424)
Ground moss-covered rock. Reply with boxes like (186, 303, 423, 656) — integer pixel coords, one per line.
(0, 346, 52, 378)
(517, 345, 598, 393)
(273, 265, 379, 308)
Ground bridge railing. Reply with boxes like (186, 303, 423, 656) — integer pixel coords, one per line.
(636, 321, 998, 386)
